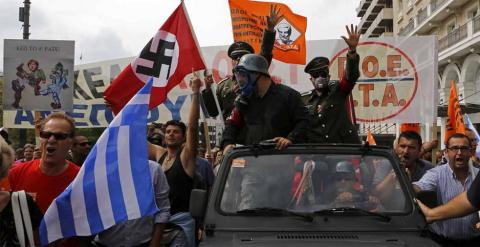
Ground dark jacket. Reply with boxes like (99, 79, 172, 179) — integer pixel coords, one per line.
(303, 51, 361, 144)
(221, 82, 309, 147)
(202, 29, 276, 120)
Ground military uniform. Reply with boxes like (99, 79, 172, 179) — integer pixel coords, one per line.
(303, 51, 361, 144)
(202, 29, 275, 121)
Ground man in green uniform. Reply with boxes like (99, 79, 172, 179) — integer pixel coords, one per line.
(201, 5, 280, 122)
(303, 25, 361, 144)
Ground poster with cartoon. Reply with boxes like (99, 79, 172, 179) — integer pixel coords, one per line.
(3, 39, 74, 111)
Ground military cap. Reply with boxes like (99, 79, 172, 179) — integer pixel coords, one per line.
(304, 57, 330, 74)
(228, 41, 255, 59)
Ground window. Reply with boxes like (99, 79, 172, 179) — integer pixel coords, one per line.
(446, 21, 456, 33)
(468, 7, 478, 20)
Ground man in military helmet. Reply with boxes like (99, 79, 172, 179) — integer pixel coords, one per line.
(221, 54, 309, 151)
(303, 24, 361, 144)
(201, 5, 280, 122)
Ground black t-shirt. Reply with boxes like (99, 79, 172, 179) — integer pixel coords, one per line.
(0, 192, 43, 246)
(467, 173, 480, 209)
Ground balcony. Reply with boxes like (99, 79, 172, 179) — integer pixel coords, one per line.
(364, 7, 393, 37)
(437, 16, 480, 65)
(399, 19, 414, 36)
(438, 24, 468, 51)
(417, 7, 427, 24)
(430, 0, 447, 13)
(357, 0, 372, 17)
(359, 0, 386, 32)
(398, 0, 470, 36)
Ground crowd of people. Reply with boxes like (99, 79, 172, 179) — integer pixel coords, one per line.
(1, 6, 480, 247)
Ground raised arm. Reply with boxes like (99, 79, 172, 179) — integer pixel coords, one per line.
(180, 73, 201, 177)
(340, 24, 360, 89)
(260, 4, 281, 65)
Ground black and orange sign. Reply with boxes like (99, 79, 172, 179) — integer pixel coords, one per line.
(445, 80, 465, 143)
(228, 0, 307, 64)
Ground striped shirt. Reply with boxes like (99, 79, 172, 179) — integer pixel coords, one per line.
(413, 163, 480, 240)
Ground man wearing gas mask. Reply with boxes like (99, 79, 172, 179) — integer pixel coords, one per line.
(303, 24, 361, 144)
(221, 54, 309, 151)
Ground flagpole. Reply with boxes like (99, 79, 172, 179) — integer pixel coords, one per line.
(181, 1, 207, 68)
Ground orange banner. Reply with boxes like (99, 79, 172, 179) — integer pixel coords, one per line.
(445, 80, 465, 143)
(367, 128, 377, 145)
(400, 123, 420, 134)
(228, 0, 307, 64)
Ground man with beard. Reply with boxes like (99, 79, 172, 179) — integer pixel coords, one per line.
(413, 133, 480, 245)
(303, 25, 361, 144)
(372, 131, 433, 209)
(8, 112, 80, 214)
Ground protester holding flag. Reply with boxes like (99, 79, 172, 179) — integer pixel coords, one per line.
(148, 75, 201, 246)
(201, 4, 280, 122)
(303, 25, 361, 144)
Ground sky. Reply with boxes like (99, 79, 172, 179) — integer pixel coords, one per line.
(0, 0, 360, 71)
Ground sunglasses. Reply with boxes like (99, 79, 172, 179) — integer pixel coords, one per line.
(310, 70, 329, 79)
(77, 142, 91, 147)
(39, 131, 72, 140)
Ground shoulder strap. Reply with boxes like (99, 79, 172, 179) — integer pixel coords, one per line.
(158, 152, 168, 164)
(19, 191, 35, 247)
(12, 192, 26, 247)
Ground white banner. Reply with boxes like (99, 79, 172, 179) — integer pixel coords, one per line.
(3, 39, 75, 111)
(3, 36, 437, 128)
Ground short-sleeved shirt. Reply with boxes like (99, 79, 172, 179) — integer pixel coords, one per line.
(8, 159, 80, 213)
(413, 163, 480, 240)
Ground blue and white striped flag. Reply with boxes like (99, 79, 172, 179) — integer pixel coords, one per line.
(464, 114, 480, 158)
(39, 78, 158, 245)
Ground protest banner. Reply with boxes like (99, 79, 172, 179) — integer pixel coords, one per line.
(3, 36, 437, 128)
(228, 0, 307, 64)
(3, 39, 74, 111)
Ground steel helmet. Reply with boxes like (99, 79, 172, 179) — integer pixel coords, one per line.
(235, 54, 269, 76)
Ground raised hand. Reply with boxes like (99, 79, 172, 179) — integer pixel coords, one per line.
(267, 4, 282, 32)
(341, 24, 360, 50)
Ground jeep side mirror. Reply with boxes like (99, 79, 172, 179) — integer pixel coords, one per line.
(190, 189, 208, 218)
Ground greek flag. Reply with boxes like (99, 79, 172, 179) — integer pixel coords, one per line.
(465, 114, 480, 157)
(39, 78, 158, 245)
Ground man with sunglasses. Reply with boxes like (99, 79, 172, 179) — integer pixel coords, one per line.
(8, 112, 79, 214)
(70, 135, 91, 166)
(201, 5, 280, 122)
(303, 24, 361, 144)
(413, 133, 480, 245)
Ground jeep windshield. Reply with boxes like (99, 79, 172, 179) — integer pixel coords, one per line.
(220, 151, 410, 215)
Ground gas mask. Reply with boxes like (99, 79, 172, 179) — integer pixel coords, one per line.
(234, 68, 259, 97)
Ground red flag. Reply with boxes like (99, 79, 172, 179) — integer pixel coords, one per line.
(105, 3, 205, 114)
(445, 80, 466, 143)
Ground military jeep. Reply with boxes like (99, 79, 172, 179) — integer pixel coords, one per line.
(191, 144, 439, 246)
